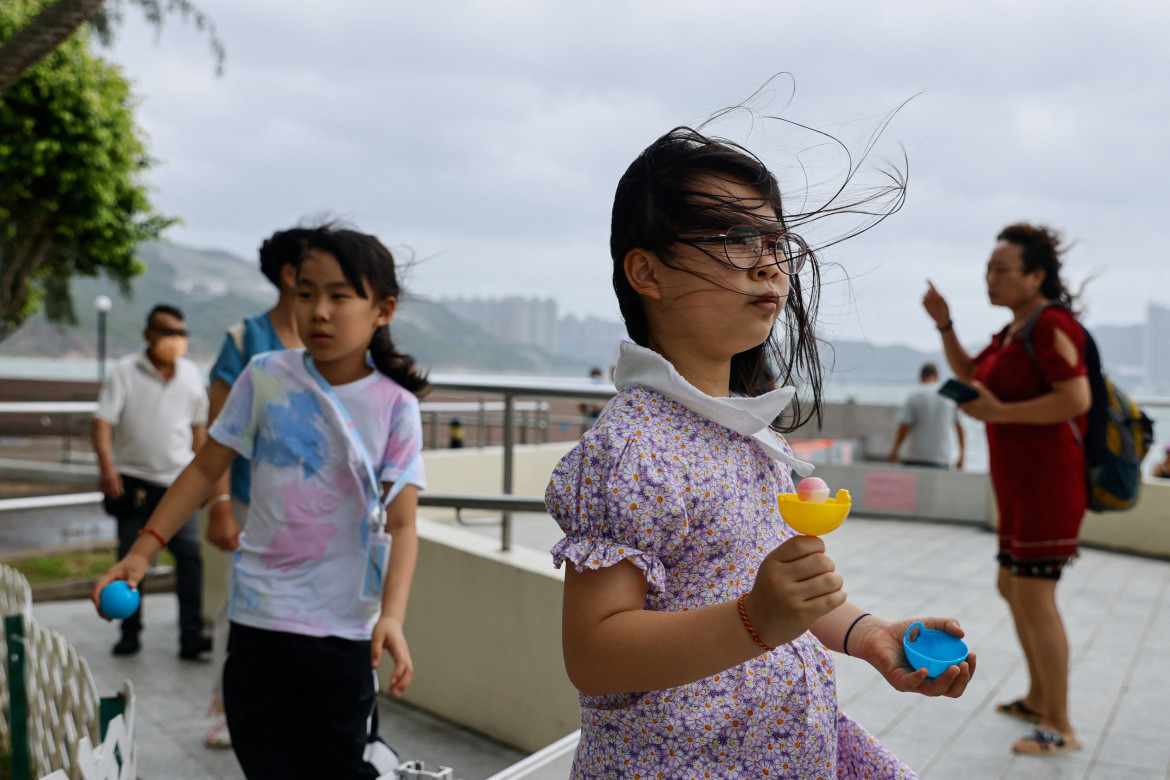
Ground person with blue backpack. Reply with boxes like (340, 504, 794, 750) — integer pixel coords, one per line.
(922, 223, 1090, 757)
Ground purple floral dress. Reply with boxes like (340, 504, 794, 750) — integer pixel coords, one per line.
(548, 387, 918, 779)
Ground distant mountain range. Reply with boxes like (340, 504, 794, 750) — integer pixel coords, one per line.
(0, 242, 598, 375)
(0, 241, 1148, 383)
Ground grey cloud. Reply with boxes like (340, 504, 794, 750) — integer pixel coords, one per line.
(103, 0, 1170, 347)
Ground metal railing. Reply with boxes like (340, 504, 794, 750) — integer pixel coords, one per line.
(7, 381, 1168, 551)
(426, 378, 613, 550)
(1, 376, 616, 552)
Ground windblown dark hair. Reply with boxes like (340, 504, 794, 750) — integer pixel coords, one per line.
(301, 226, 429, 396)
(259, 228, 312, 287)
(996, 223, 1080, 313)
(610, 127, 826, 430)
(609, 82, 911, 431)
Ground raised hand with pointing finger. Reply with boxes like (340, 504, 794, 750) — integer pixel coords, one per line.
(923, 280, 952, 330)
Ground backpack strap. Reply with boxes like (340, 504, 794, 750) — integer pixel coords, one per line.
(1014, 302, 1087, 449)
(226, 321, 246, 358)
(1014, 302, 1056, 380)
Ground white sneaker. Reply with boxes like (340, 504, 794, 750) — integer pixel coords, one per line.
(204, 715, 231, 748)
(364, 738, 400, 776)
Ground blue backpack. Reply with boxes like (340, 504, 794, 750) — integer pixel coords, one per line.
(1017, 304, 1155, 513)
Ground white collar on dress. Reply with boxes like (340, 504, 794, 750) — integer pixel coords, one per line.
(612, 341, 814, 476)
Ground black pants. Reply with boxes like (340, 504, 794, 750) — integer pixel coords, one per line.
(107, 474, 204, 646)
(223, 622, 382, 779)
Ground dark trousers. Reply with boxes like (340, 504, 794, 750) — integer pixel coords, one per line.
(223, 622, 382, 780)
(108, 474, 204, 645)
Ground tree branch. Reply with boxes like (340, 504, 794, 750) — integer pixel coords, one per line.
(0, 0, 107, 95)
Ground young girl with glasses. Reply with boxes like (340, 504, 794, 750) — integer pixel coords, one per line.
(546, 127, 976, 778)
(94, 225, 426, 779)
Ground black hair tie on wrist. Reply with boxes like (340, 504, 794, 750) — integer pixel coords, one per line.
(843, 613, 872, 656)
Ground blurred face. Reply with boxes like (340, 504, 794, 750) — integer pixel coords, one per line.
(144, 312, 188, 364)
(649, 177, 791, 359)
(295, 249, 394, 373)
(986, 240, 1044, 310)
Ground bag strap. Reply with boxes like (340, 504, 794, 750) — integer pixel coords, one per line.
(1014, 302, 1086, 449)
(227, 321, 246, 358)
(301, 353, 419, 529)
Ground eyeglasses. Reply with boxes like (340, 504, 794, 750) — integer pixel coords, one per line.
(149, 327, 188, 338)
(686, 225, 810, 276)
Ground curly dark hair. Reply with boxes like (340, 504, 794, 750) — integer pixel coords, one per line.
(258, 228, 312, 287)
(996, 222, 1079, 312)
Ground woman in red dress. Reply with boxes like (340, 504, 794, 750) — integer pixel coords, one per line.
(923, 223, 1090, 756)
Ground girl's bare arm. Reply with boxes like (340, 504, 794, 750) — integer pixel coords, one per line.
(562, 535, 844, 696)
(380, 484, 419, 626)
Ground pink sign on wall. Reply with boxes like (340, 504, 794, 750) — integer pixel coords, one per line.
(863, 471, 919, 513)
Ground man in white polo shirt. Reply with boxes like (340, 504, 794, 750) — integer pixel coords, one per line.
(93, 304, 212, 659)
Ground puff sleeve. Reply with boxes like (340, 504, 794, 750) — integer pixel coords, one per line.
(546, 411, 690, 594)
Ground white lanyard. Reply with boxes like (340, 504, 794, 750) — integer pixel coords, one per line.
(302, 353, 417, 534)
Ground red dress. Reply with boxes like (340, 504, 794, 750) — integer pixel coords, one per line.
(972, 307, 1088, 563)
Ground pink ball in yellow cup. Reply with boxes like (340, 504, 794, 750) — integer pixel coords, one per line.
(797, 476, 830, 503)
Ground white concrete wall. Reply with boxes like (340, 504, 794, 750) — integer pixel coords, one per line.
(394, 443, 580, 752)
(422, 442, 575, 496)
(383, 519, 579, 754)
(810, 462, 991, 525)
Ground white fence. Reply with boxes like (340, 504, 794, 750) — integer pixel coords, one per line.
(0, 564, 136, 780)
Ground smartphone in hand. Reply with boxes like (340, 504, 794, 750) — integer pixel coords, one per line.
(938, 378, 979, 403)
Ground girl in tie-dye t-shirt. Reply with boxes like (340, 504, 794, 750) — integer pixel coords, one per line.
(547, 126, 977, 778)
(95, 226, 427, 779)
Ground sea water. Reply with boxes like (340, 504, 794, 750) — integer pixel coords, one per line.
(3, 358, 1168, 476)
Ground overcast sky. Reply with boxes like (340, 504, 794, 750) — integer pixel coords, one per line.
(102, 1, 1170, 351)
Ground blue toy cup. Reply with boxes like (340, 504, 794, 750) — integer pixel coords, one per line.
(902, 621, 968, 677)
(99, 581, 140, 620)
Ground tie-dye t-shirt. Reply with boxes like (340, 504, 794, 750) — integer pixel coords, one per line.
(209, 349, 425, 640)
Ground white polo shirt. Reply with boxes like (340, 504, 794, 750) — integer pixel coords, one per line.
(95, 350, 209, 486)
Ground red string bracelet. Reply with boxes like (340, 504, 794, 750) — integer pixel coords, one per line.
(737, 593, 774, 652)
(137, 527, 167, 548)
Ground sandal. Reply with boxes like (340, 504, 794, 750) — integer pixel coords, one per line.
(996, 698, 1042, 723)
(204, 715, 231, 749)
(1012, 729, 1082, 756)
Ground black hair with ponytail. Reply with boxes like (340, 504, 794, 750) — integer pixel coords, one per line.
(302, 225, 429, 396)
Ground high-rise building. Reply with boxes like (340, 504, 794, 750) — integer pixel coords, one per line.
(1145, 302, 1170, 391)
(445, 296, 560, 354)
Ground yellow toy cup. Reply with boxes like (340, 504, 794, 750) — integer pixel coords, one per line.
(777, 489, 852, 536)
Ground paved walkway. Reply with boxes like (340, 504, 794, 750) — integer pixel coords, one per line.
(34, 595, 526, 779)
(26, 514, 1170, 779)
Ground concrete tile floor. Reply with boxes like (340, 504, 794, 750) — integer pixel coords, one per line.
(28, 514, 1170, 779)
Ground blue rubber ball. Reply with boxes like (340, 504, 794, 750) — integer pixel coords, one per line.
(100, 581, 140, 620)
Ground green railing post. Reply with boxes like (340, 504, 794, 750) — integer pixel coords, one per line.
(5, 614, 30, 780)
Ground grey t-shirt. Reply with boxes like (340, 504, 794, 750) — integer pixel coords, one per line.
(896, 382, 958, 466)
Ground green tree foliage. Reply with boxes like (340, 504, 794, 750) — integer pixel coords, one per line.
(0, 0, 173, 343)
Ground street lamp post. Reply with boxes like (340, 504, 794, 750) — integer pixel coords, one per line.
(94, 295, 112, 380)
